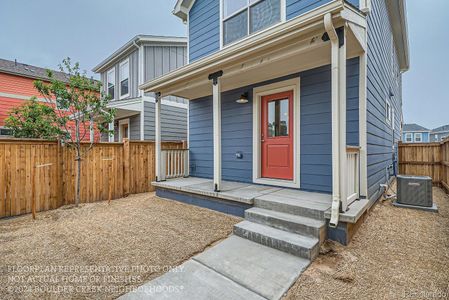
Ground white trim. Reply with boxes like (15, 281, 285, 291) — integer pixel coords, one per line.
(404, 132, 412, 142)
(108, 121, 114, 142)
(155, 94, 162, 181)
(140, 100, 145, 140)
(360, 0, 371, 13)
(359, 53, 368, 198)
(118, 118, 130, 142)
(385, 98, 392, 126)
(138, 46, 144, 97)
(212, 78, 222, 191)
(252, 77, 300, 189)
(414, 132, 422, 143)
(119, 58, 130, 99)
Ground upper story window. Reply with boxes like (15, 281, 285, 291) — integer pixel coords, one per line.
(405, 133, 412, 143)
(414, 133, 422, 143)
(222, 0, 281, 46)
(119, 59, 129, 98)
(107, 68, 115, 99)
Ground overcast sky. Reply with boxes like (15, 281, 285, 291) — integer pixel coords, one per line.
(0, 0, 448, 129)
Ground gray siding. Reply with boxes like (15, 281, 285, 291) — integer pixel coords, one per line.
(144, 101, 188, 141)
(144, 45, 187, 82)
(189, 59, 359, 193)
(366, 0, 402, 202)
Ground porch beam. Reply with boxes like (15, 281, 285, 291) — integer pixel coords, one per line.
(155, 92, 162, 181)
(209, 70, 223, 192)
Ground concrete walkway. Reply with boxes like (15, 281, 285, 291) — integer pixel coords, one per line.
(119, 236, 310, 300)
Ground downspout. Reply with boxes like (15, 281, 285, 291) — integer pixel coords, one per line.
(324, 13, 340, 228)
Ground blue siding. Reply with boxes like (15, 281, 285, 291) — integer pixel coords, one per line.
(286, 0, 331, 20)
(366, 0, 403, 201)
(189, 58, 359, 193)
(189, 0, 220, 62)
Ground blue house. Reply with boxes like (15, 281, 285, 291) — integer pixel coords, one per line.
(141, 0, 409, 252)
(402, 123, 430, 143)
(431, 125, 449, 142)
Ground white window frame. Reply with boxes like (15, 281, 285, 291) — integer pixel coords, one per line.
(252, 77, 300, 188)
(107, 67, 115, 99)
(119, 58, 130, 99)
(405, 133, 412, 143)
(220, 0, 286, 48)
(385, 99, 392, 126)
(392, 107, 395, 131)
(118, 118, 130, 142)
(414, 133, 422, 143)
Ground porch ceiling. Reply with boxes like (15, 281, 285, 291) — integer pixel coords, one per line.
(140, 1, 366, 100)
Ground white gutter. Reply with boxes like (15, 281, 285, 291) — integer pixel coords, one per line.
(324, 13, 340, 228)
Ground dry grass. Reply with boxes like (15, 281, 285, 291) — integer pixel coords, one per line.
(0, 193, 240, 299)
(286, 184, 449, 300)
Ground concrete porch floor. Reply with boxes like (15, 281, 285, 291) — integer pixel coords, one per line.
(152, 177, 332, 206)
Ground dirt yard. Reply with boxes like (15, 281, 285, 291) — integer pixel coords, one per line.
(286, 185, 449, 300)
(0, 193, 240, 299)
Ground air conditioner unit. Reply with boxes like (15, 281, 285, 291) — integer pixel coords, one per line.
(394, 175, 438, 212)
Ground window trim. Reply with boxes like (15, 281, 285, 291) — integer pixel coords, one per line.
(405, 133, 412, 143)
(385, 99, 392, 126)
(414, 132, 422, 143)
(220, 0, 286, 48)
(107, 67, 116, 99)
(118, 118, 130, 142)
(119, 58, 130, 99)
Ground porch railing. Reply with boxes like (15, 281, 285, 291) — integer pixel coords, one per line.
(160, 149, 189, 181)
(346, 146, 360, 204)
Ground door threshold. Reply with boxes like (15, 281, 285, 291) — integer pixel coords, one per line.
(253, 177, 300, 189)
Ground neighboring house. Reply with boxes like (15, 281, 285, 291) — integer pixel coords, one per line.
(92, 35, 188, 142)
(0, 58, 97, 140)
(430, 125, 449, 142)
(402, 123, 430, 143)
(141, 0, 408, 253)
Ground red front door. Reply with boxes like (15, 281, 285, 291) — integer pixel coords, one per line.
(261, 91, 294, 180)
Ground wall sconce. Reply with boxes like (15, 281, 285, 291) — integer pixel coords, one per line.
(236, 93, 249, 104)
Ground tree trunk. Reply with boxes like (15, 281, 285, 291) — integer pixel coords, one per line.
(75, 119, 81, 206)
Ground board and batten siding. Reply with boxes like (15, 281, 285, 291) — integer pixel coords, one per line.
(143, 45, 187, 82)
(366, 0, 402, 202)
(189, 58, 359, 193)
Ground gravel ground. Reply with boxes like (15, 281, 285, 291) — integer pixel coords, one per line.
(286, 184, 449, 300)
(0, 193, 240, 299)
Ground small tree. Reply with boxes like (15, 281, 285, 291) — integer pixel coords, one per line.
(34, 58, 115, 206)
(5, 97, 63, 139)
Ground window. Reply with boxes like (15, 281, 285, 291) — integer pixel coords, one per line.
(435, 134, 438, 141)
(392, 107, 395, 131)
(405, 133, 412, 142)
(415, 133, 422, 143)
(267, 98, 289, 137)
(385, 100, 392, 126)
(222, 0, 281, 46)
(119, 59, 129, 98)
(107, 68, 115, 99)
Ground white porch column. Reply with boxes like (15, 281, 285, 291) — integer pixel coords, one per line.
(108, 120, 114, 142)
(155, 92, 162, 181)
(89, 115, 94, 142)
(359, 53, 368, 198)
(338, 25, 348, 212)
(209, 71, 223, 192)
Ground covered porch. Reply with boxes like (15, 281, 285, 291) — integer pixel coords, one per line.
(142, 1, 369, 227)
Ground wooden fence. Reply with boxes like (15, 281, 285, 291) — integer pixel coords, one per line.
(0, 139, 183, 218)
(398, 138, 449, 193)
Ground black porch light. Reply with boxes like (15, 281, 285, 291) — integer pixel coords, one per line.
(236, 93, 249, 104)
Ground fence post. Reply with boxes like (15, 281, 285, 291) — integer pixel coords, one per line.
(123, 139, 130, 196)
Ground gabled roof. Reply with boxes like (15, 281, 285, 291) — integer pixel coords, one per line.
(403, 123, 430, 132)
(431, 125, 449, 133)
(0, 58, 71, 83)
(92, 35, 187, 73)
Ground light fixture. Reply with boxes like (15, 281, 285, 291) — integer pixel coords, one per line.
(236, 93, 248, 104)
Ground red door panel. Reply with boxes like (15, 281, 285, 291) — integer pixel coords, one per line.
(261, 91, 294, 180)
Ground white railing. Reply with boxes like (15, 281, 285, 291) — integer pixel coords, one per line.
(160, 149, 189, 181)
(346, 146, 360, 204)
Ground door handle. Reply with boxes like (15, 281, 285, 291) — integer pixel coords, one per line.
(261, 140, 265, 143)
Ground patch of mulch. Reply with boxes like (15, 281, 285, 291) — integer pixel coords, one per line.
(285, 184, 449, 300)
(0, 193, 240, 299)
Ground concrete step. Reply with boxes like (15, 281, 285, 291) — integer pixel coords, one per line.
(254, 194, 329, 220)
(233, 221, 320, 260)
(245, 207, 326, 243)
